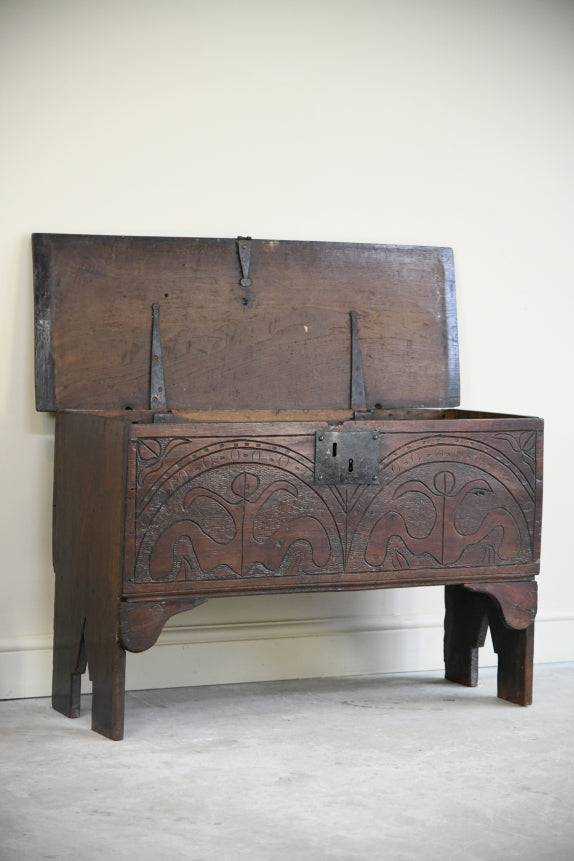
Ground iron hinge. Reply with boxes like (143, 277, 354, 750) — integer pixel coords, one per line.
(150, 302, 173, 423)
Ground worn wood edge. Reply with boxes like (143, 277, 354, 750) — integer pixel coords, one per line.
(32, 234, 55, 411)
(56, 408, 542, 427)
(32, 232, 456, 253)
(533, 426, 544, 562)
(121, 572, 539, 600)
(121, 411, 543, 438)
(440, 247, 460, 407)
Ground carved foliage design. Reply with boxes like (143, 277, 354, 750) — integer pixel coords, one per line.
(491, 430, 537, 489)
(129, 431, 537, 585)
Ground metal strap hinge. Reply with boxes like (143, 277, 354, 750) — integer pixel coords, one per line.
(350, 311, 373, 420)
(237, 236, 252, 287)
(150, 302, 173, 423)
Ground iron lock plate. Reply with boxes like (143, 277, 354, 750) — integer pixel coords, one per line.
(315, 430, 381, 486)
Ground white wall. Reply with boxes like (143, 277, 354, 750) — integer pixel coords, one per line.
(1, 0, 572, 699)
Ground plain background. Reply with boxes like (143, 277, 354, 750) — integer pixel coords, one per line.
(1, 0, 572, 699)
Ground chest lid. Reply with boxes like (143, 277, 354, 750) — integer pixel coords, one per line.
(33, 234, 459, 412)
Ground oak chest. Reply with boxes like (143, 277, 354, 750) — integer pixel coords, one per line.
(33, 234, 543, 739)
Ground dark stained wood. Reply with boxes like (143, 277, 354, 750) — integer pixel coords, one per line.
(123, 416, 542, 598)
(444, 585, 489, 687)
(53, 409, 542, 737)
(490, 617, 535, 706)
(50, 407, 538, 423)
(475, 580, 536, 704)
(465, 581, 537, 629)
(119, 597, 207, 652)
(33, 234, 459, 412)
(37, 233, 544, 737)
(52, 411, 128, 739)
(32, 234, 55, 411)
(444, 581, 537, 704)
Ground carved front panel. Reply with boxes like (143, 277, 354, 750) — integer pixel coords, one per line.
(124, 424, 540, 592)
(128, 436, 343, 584)
(354, 432, 536, 572)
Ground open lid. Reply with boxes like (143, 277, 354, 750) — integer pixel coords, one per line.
(33, 234, 459, 412)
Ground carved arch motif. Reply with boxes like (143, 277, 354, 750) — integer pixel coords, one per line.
(350, 436, 534, 572)
(129, 432, 537, 584)
(132, 439, 343, 582)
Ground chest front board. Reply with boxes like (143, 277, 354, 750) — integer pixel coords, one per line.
(123, 417, 542, 599)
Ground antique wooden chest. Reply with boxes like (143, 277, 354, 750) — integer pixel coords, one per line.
(33, 234, 543, 739)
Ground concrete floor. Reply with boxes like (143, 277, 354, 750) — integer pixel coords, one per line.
(1, 664, 573, 861)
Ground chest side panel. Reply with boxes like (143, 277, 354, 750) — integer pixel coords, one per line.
(123, 421, 541, 596)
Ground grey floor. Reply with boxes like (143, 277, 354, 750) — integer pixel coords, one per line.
(1, 664, 573, 861)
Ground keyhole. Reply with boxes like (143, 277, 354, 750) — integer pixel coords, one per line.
(348, 458, 354, 473)
(332, 443, 338, 457)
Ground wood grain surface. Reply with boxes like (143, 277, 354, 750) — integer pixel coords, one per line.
(52, 410, 128, 738)
(123, 415, 542, 597)
(33, 234, 459, 412)
(39, 233, 544, 734)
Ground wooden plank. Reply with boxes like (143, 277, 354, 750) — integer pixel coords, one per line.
(125, 412, 543, 437)
(32, 234, 460, 412)
(122, 415, 542, 598)
(32, 234, 55, 410)
(52, 411, 128, 739)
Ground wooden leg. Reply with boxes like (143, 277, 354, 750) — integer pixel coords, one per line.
(52, 411, 129, 738)
(445, 581, 537, 705)
(444, 585, 489, 687)
(86, 618, 127, 741)
(488, 607, 535, 706)
(51, 567, 87, 719)
(52, 582, 126, 739)
(52, 618, 86, 719)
